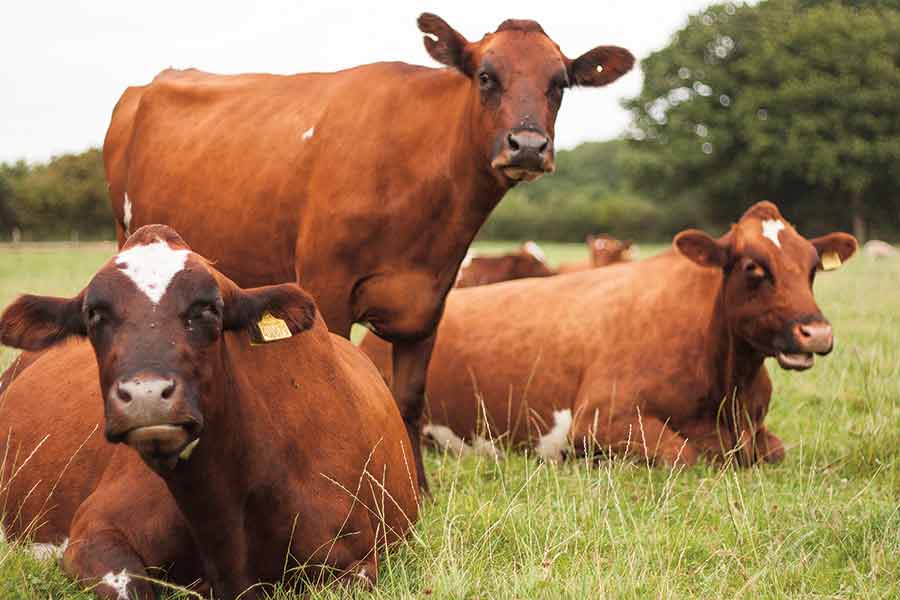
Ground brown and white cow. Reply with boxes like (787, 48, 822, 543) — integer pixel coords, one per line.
(557, 233, 634, 273)
(103, 14, 634, 490)
(455, 242, 555, 288)
(0, 225, 417, 599)
(360, 202, 857, 466)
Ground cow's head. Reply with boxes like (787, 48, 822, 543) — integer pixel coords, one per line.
(587, 234, 634, 267)
(417, 13, 634, 186)
(513, 241, 556, 278)
(674, 201, 857, 371)
(0, 225, 316, 471)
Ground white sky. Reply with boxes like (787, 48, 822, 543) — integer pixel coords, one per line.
(0, 0, 718, 163)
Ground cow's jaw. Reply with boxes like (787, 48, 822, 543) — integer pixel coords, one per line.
(776, 351, 815, 371)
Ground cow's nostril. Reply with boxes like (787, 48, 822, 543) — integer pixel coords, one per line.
(116, 384, 132, 403)
(797, 325, 812, 339)
(538, 138, 548, 153)
(507, 133, 519, 152)
(161, 381, 176, 400)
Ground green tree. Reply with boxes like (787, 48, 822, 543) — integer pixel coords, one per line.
(624, 0, 900, 240)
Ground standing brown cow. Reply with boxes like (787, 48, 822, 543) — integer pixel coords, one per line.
(0, 226, 417, 599)
(103, 14, 634, 490)
(455, 241, 555, 288)
(360, 203, 857, 466)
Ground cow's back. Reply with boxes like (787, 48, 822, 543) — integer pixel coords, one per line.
(0, 342, 111, 542)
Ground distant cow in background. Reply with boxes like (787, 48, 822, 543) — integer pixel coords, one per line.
(863, 240, 898, 259)
(0, 226, 417, 600)
(455, 242, 555, 288)
(103, 13, 635, 491)
(557, 234, 635, 273)
(361, 202, 857, 467)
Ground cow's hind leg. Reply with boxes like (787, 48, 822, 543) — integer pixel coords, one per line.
(391, 334, 437, 495)
(570, 406, 699, 467)
(63, 527, 155, 600)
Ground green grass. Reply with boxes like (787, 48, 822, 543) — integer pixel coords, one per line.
(1, 242, 898, 599)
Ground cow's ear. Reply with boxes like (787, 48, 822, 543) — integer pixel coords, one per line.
(418, 13, 473, 75)
(0, 293, 86, 351)
(674, 230, 729, 268)
(569, 46, 634, 87)
(810, 232, 858, 270)
(222, 282, 317, 338)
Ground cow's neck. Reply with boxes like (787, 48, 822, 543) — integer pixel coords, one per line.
(704, 271, 766, 415)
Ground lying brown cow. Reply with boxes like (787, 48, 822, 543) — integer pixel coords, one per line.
(557, 233, 634, 273)
(455, 242, 555, 288)
(0, 225, 417, 599)
(361, 202, 857, 466)
(103, 14, 634, 490)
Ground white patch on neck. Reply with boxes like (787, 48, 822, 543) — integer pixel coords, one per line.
(423, 424, 501, 459)
(302, 126, 315, 140)
(524, 241, 547, 263)
(28, 537, 68, 561)
(101, 569, 132, 600)
(534, 409, 572, 463)
(115, 239, 190, 304)
(761, 219, 785, 248)
(123, 193, 133, 236)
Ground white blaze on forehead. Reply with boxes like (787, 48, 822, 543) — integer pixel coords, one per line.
(302, 126, 315, 140)
(524, 241, 547, 263)
(761, 219, 785, 248)
(535, 409, 572, 463)
(115, 239, 190, 304)
(29, 537, 68, 561)
(101, 569, 132, 600)
(123, 193, 133, 236)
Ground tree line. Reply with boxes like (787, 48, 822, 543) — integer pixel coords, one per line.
(2, 0, 898, 243)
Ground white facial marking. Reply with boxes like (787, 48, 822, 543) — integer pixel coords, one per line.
(535, 409, 572, 463)
(123, 193, 133, 236)
(302, 126, 315, 140)
(761, 219, 785, 248)
(28, 537, 68, 561)
(524, 241, 547, 263)
(101, 569, 132, 600)
(423, 425, 500, 458)
(115, 239, 190, 304)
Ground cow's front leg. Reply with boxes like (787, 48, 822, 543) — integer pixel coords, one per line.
(392, 334, 436, 495)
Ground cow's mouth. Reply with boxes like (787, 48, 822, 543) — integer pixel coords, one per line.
(124, 424, 199, 471)
(776, 351, 815, 371)
(498, 166, 550, 183)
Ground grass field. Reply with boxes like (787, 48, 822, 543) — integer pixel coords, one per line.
(0, 241, 898, 599)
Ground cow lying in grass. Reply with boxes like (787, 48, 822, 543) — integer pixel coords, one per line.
(455, 242, 555, 288)
(557, 233, 635, 273)
(0, 225, 418, 600)
(360, 202, 857, 466)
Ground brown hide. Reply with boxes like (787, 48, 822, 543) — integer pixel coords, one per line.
(360, 203, 857, 467)
(0, 232, 417, 599)
(103, 15, 633, 489)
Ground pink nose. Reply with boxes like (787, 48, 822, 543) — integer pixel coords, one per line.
(793, 322, 833, 354)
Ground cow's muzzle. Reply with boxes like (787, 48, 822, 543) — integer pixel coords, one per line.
(492, 128, 555, 183)
(775, 319, 833, 371)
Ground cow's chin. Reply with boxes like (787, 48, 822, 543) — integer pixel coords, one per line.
(499, 167, 548, 184)
(124, 425, 198, 472)
(775, 351, 815, 371)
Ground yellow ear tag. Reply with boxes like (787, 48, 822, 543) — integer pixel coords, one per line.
(821, 250, 842, 271)
(251, 312, 292, 345)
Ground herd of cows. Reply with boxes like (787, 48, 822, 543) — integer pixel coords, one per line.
(0, 13, 863, 600)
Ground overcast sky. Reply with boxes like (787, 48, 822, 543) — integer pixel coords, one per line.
(0, 0, 719, 163)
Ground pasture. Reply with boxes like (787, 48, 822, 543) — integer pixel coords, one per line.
(0, 241, 897, 599)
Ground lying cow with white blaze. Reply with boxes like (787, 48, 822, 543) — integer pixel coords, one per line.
(455, 241, 555, 288)
(360, 202, 857, 466)
(0, 225, 417, 599)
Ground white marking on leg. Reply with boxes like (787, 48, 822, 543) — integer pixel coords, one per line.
(535, 409, 572, 463)
(115, 239, 190, 304)
(302, 126, 315, 140)
(101, 569, 132, 600)
(28, 537, 68, 561)
(123, 193, 133, 237)
(423, 424, 499, 458)
(761, 219, 785, 248)
(524, 241, 547, 263)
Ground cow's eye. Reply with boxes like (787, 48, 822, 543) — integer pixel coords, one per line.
(188, 303, 219, 324)
(87, 308, 105, 329)
(744, 260, 767, 284)
(478, 71, 494, 88)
